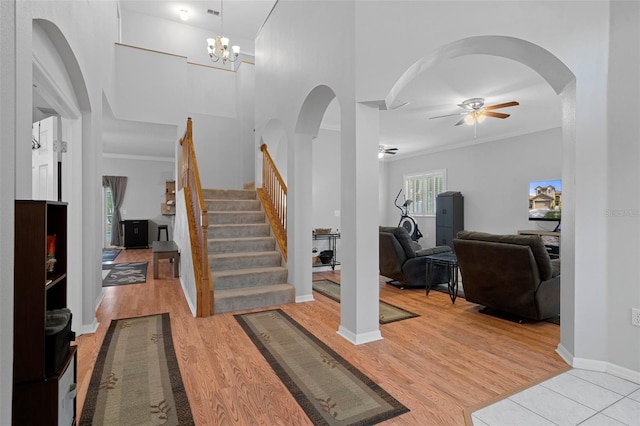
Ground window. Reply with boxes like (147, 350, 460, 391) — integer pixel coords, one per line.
(104, 187, 114, 245)
(403, 169, 446, 216)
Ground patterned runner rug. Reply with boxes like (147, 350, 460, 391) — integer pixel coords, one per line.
(80, 313, 194, 425)
(313, 279, 419, 324)
(102, 262, 148, 286)
(235, 309, 409, 425)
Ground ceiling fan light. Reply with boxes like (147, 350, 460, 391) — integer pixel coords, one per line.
(378, 151, 384, 159)
(464, 114, 475, 125)
(476, 113, 486, 123)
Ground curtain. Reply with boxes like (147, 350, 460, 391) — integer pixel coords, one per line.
(102, 176, 128, 246)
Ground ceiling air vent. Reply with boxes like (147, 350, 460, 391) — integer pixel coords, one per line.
(207, 9, 220, 16)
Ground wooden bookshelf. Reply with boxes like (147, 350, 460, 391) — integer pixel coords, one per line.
(13, 200, 76, 425)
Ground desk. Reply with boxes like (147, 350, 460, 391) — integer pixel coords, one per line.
(425, 251, 459, 303)
(152, 241, 180, 278)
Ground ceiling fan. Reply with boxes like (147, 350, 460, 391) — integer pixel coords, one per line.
(430, 98, 519, 127)
(379, 145, 398, 158)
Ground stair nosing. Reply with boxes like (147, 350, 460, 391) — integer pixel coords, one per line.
(211, 265, 287, 277)
(209, 251, 280, 259)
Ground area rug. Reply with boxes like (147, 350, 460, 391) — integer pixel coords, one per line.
(79, 313, 194, 426)
(102, 262, 148, 286)
(313, 279, 419, 324)
(102, 248, 121, 263)
(235, 309, 409, 425)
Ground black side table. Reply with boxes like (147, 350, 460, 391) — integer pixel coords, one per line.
(425, 251, 459, 303)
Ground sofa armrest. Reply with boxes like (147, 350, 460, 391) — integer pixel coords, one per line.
(416, 246, 452, 257)
(551, 258, 561, 278)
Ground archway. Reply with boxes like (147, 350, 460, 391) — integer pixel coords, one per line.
(385, 35, 576, 357)
(31, 19, 93, 335)
(289, 85, 339, 303)
(292, 85, 382, 344)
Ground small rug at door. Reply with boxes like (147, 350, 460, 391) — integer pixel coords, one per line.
(102, 262, 148, 286)
(235, 309, 409, 425)
(313, 279, 419, 324)
(79, 313, 194, 426)
(102, 248, 121, 262)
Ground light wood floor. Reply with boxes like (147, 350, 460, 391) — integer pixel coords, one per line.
(78, 248, 569, 425)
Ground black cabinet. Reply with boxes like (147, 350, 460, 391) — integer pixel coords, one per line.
(436, 191, 464, 250)
(121, 219, 149, 249)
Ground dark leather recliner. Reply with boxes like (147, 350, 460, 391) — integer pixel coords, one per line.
(453, 231, 560, 321)
(379, 226, 451, 288)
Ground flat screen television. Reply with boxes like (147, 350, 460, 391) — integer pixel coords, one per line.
(529, 179, 562, 228)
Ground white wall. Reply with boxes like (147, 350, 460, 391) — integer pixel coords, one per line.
(102, 157, 175, 245)
(112, 41, 255, 190)
(312, 128, 341, 231)
(383, 128, 563, 248)
(121, 9, 254, 69)
(605, 2, 640, 375)
(0, 1, 17, 422)
(257, 1, 640, 377)
(1, 1, 120, 421)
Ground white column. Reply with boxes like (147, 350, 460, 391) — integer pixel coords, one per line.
(289, 134, 314, 302)
(337, 102, 381, 344)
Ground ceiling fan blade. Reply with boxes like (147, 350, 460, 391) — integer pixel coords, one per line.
(484, 111, 510, 119)
(454, 117, 466, 126)
(484, 101, 519, 110)
(384, 148, 398, 152)
(429, 112, 466, 119)
(385, 150, 397, 155)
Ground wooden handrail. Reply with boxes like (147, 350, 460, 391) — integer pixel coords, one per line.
(179, 118, 213, 316)
(257, 144, 287, 260)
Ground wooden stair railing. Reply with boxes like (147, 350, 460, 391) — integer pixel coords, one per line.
(256, 144, 287, 260)
(179, 118, 213, 316)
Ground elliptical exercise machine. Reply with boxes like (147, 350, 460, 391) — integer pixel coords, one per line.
(394, 188, 423, 242)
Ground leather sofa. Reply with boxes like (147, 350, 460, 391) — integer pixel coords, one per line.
(453, 231, 561, 321)
(379, 226, 451, 288)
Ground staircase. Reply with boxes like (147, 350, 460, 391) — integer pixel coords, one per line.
(204, 188, 294, 313)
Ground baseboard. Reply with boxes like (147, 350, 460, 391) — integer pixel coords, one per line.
(556, 343, 574, 366)
(556, 344, 640, 384)
(296, 294, 315, 303)
(337, 325, 383, 345)
(77, 319, 99, 336)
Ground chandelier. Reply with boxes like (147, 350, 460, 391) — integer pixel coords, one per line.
(206, 0, 239, 64)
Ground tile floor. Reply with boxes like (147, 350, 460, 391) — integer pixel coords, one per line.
(472, 369, 640, 426)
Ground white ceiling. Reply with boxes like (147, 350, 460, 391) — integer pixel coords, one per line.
(35, 1, 562, 161)
(119, 0, 277, 41)
(378, 54, 561, 158)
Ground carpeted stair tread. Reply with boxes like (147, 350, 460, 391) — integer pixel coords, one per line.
(212, 266, 288, 290)
(208, 236, 275, 254)
(209, 251, 282, 271)
(202, 188, 257, 200)
(205, 199, 261, 212)
(208, 211, 265, 225)
(213, 283, 295, 314)
(211, 265, 288, 279)
(208, 223, 271, 238)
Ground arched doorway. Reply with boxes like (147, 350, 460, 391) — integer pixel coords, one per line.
(385, 35, 576, 356)
(31, 19, 92, 335)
